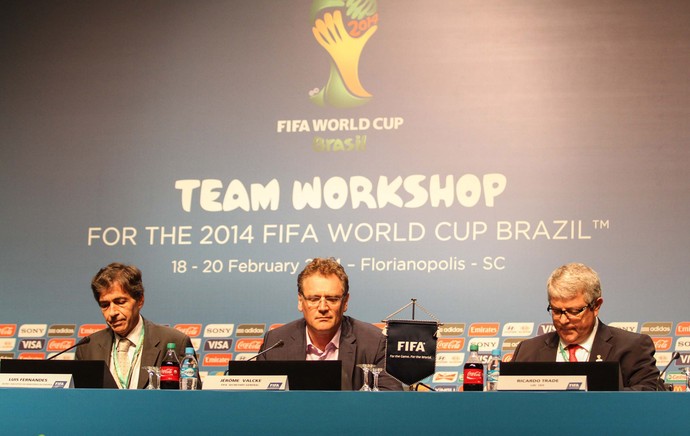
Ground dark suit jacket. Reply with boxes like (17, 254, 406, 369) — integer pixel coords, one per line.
(257, 316, 402, 390)
(75, 318, 195, 389)
(512, 320, 660, 391)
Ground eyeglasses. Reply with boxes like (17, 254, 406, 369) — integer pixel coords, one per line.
(547, 304, 593, 320)
(300, 293, 345, 308)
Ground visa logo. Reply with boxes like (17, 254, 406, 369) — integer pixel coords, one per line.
(19, 339, 46, 350)
(538, 324, 556, 335)
(679, 354, 690, 365)
(204, 340, 233, 351)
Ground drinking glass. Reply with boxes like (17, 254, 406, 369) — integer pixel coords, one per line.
(370, 367, 383, 391)
(358, 364, 375, 391)
(143, 366, 160, 390)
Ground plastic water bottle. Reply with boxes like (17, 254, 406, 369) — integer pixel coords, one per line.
(486, 348, 501, 391)
(160, 342, 180, 389)
(463, 344, 484, 391)
(179, 347, 199, 390)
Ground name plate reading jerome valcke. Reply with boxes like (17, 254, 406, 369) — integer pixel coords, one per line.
(0, 373, 73, 389)
(497, 375, 587, 391)
(202, 375, 288, 391)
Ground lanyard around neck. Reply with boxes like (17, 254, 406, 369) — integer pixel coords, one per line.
(112, 328, 145, 389)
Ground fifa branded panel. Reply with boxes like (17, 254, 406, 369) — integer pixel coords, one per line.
(0, 339, 17, 352)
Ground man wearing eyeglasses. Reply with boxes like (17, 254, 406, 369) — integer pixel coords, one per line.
(256, 257, 402, 390)
(512, 263, 660, 390)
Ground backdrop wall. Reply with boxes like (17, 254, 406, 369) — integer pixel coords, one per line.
(2, 0, 689, 387)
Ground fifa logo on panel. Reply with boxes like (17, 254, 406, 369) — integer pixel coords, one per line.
(309, 0, 379, 108)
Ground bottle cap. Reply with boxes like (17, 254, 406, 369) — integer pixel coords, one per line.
(469, 344, 479, 351)
(185, 347, 194, 355)
(491, 348, 501, 356)
(167, 342, 176, 349)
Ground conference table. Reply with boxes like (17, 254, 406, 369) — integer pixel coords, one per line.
(2, 389, 688, 434)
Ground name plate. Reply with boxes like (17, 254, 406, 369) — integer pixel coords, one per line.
(497, 375, 587, 391)
(202, 375, 289, 391)
(0, 373, 74, 389)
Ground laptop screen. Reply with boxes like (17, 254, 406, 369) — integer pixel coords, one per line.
(225, 360, 342, 390)
(500, 361, 621, 391)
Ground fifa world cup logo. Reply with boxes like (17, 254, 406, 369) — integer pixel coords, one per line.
(309, 0, 379, 108)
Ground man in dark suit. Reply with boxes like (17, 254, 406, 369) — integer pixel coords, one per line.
(76, 263, 197, 389)
(257, 257, 402, 390)
(512, 263, 660, 391)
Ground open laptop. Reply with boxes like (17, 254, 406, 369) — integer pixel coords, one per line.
(500, 361, 621, 391)
(0, 359, 118, 389)
(225, 360, 342, 390)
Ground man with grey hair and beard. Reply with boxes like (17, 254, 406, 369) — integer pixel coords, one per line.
(512, 262, 660, 390)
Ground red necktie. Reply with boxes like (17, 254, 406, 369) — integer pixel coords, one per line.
(567, 344, 581, 362)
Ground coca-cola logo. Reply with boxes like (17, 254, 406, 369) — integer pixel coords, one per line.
(0, 324, 17, 337)
(437, 338, 464, 351)
(175, 324, 202, 337)
(464, 369, 483, 382)
(48, 338, 76, 352)
(235, 339, 263, 352)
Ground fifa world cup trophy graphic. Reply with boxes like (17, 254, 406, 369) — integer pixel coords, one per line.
(309, 0, 379, 108)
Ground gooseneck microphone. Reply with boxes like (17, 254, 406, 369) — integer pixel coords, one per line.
(48, 336, 91, 360)
(247, 340, 284, 361)
(657, 351, 680, 391)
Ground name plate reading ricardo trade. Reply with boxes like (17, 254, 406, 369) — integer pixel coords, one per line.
(202, 375, 288, 391)
(0, 373, 73, 389)
(497, 375, 587, 391)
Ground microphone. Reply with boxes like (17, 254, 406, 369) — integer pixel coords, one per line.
(48, 336, 91, 360)
(657, 351, 680, 391)
(247, 340, 284, 361)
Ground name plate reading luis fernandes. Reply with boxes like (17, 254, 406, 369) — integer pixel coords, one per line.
(0, 373, 73, 389)
(497, 375, 587, 391)
(202, 375, 288, 391)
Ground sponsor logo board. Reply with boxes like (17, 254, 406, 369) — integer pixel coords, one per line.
(203, 339, 233, 352)
(437, 338, 464, 351)
(676, 322, 690, 336)
(467, 337, 500, 353)
(435, 352, 464, 367)
(641, 322, 672, 336)
(18, 324, 47, 338)
(204, 324, 234, 338)
(0, 324, 17, 337)
(79, 324, 106, 337)
(202, 353, 233, 366)
(235, 324, 266, 337)
(235, 339, 263, 352)
(438, 323, 465, 337)
(652, 337, 672, 352)
(47, 338, 75, 352)
(468, 323, 499, 337)
(48, 324, 76, 337)
(175, 324, 202, 337)
(609, 322, 638, 333)
(501, 322, 534, 337)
